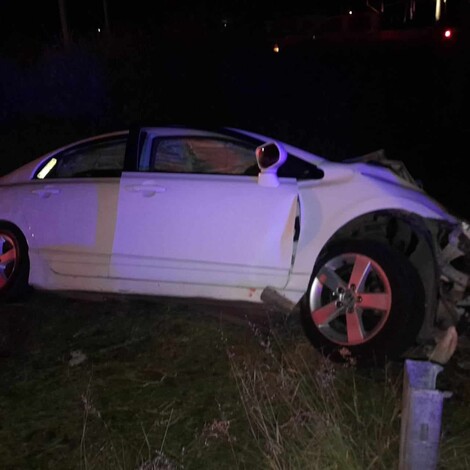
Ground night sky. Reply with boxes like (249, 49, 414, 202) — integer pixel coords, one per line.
(4, 1, 466, 44)
(0, 0, 339, 39)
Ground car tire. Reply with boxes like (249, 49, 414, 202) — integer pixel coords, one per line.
(0, 224, 30, 301)
(300, 239, 425, 364)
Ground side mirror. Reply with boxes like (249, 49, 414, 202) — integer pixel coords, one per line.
(255, 142, 287, 187)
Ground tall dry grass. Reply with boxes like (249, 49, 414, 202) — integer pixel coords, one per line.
(228, 325, 402, 469)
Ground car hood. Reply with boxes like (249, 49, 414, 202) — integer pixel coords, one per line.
(355, 164, 459, 223)
(343, 149, 421, 188)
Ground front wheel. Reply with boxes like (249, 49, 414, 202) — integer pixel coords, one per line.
(300, 240, 425, 363)
(0, 224, 30, 301)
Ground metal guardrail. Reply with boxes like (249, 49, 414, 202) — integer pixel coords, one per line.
(398, 359, 452, 470)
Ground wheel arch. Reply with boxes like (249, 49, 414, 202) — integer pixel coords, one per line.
(0, 220, 30, 247)
(310, 209, 441, 343)
(294, 190, 455, 276)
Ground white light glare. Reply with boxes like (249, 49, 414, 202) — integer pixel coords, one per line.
(37, 158, 57, 179)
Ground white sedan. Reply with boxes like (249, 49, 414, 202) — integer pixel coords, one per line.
(1, 125, 468, 361)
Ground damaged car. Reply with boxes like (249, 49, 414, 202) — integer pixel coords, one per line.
(1, 125, 469, 361)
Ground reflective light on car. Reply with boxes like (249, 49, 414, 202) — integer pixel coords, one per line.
(37, 158, 57, 179)
(273, 44, 280, 53)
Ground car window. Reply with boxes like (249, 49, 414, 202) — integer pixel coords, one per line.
(35, 138, 127, 179)
(149, 137, 257, 175)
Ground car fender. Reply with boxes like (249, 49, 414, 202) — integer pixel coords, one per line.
(285, 182, 457, 293)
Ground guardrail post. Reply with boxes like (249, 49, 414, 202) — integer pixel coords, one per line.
(398, 359, 452, 470)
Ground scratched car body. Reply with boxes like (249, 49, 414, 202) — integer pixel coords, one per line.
(1, 125, 469, 360)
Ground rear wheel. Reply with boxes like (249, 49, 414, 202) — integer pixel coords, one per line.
(0, 224, 30, 301)
(301, 240, 425, 363)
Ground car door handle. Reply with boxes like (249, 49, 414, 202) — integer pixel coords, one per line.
(31, 187, 61, 198)
(125, 184, 166, 194)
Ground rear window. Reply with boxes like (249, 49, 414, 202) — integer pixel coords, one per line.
(35, 137, 127, 179)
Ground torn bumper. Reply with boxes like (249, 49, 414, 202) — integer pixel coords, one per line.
(437, 221, 470, 327)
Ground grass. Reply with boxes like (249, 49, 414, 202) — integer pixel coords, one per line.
(228, 324, 402, 470)
(1, 290, 469, 469)
(0, 292, 259, 469)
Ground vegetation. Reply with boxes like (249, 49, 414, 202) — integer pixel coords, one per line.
(0, 291, 469, 469)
